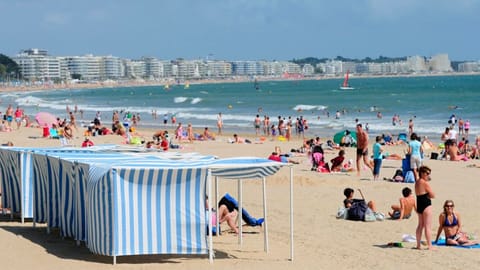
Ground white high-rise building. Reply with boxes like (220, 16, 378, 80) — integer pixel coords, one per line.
(428, 54, 453, 72)
(407, 56, 427, 72)
(14, 49, 62, 81)
(458, 61, 480, 72)
(66, 55, 102, 80)
(102, 56, 123, 79)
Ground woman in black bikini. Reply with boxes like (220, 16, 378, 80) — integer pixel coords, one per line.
(415, 166, 436, 250)
(434, 200, 478, 246)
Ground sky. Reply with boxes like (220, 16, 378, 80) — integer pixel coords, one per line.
(1, 0, 479, 61)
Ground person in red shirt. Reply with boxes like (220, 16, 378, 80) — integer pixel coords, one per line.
(81, 137, 94, 147)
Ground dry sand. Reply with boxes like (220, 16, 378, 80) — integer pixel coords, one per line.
(1, 125, 480, 270)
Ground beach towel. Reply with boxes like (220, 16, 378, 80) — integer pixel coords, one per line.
(433, 238, 480, 249)
(222, 193, 264, 226)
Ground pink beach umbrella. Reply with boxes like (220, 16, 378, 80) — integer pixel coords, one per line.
(35, 112, 58, 128)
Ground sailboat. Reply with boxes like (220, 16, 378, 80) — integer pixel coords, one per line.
(340, 70, 354, 90)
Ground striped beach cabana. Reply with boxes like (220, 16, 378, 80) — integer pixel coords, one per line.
(1, 146, 293, 264)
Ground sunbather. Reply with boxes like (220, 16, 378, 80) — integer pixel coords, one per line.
(435, 200, 478, 246)
(388, 187, 416, 220)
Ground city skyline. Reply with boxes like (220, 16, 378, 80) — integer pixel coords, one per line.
(1, 1, 480, 61)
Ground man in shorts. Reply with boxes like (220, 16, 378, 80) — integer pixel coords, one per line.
(356, 123, 373, 176)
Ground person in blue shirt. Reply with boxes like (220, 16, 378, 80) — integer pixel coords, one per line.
(408, 133, 423, 180)
(372, 136, 384, 180)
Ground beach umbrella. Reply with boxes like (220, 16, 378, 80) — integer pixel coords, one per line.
(333, 130, 357, 145)
(35, 112, 57, 128)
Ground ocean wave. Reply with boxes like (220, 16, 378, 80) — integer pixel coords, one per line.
(174, 97, 188, 103)
(292, 104, 328, 111)
(190, 97, 202, 104)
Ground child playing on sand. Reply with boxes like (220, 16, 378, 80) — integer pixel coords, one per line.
(388, 187, 416, 220)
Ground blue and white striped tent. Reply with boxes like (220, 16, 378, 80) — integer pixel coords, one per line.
(0, 147, 101, 222)
(0, 146, 293, 263)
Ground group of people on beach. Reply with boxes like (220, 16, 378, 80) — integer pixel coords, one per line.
(343, 165, 478, 249)
(0, 105, 33, 131)
(336, 116, 479, 250)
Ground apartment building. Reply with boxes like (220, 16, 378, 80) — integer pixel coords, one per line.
(13, 49, 62, 81)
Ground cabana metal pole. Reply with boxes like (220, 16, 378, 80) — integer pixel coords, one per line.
(262, 176, 268, 253)
(112, 169, 117, 265)
(289, 166, 294, 261)
(237, 178, 243, 245)
(208, 169, 214, 263)
(20, 156, 24, 223)
(215, 176, 219, 237)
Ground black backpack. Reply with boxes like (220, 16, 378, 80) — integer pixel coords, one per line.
(347, 200, 367, 221)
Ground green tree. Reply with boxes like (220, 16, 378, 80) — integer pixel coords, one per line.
(0, 53, 21, 80)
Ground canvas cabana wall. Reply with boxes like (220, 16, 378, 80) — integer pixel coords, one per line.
(0, 146, 293, 264)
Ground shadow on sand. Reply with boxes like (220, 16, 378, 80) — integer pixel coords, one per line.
(0, 215, 233, 265)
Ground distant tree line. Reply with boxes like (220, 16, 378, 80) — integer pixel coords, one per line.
(0, 53, 21, 80)
(291, 55, 408, 66)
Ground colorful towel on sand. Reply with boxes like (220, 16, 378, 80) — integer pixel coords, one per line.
(433, 239, 480, 249)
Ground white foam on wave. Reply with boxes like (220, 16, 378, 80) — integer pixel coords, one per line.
(174, 97, 188, 103)
(190, 97, 202, 104)
(292, 104, 328, 111)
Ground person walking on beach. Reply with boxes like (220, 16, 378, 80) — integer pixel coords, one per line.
(464, 120, 470, 138)
(254, 114, 261, 136)
(408, 133, 423, 180)
(217, 112, 223, 135)
(263, 115, 270, 136)
(372, 136, 383, 181)
(14, 106, 23, 129)
(69, 111, 77, 130)
(5, 104, 13, 129)
(408, 118, 414, 136)
(356, 123, 373, 176)
(415, 165, 436, 250)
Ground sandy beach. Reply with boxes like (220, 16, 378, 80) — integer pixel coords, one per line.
(1, 125, 480, 270)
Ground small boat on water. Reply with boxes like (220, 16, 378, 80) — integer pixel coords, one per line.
(340, 70, 354, 90)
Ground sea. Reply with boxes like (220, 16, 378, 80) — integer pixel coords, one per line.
(3, 75, 480, 142)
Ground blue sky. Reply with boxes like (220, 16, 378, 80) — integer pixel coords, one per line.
(1, 0, 479, 61)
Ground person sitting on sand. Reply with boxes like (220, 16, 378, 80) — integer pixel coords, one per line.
(113, 120, 126, 136)
(447, 140, 468, 161)
(382, 133, 394, 145)
(0, 120, 12, 132)
(343, 187, 377, 212)
(435, 200, 479, 246)
(330, 149, 346, 172)
(203, 127, 215, 140)
(81, 137, 94, 147)
(389, 187, 416, 220)
(422, 136, 435, 150)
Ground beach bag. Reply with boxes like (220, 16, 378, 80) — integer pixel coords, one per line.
(430, 152, 439, 160)
(364, 208, 376, 222)
(347, 200, 367, 221)
(402, 154, 411, 172)
(393, 169, 404, 182)
(336, 207, 348, 219)
(404, 170, 415, 183)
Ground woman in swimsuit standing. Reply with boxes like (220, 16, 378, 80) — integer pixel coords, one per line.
(415, 165, 436, 250)
(434, 200, 478, 246)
